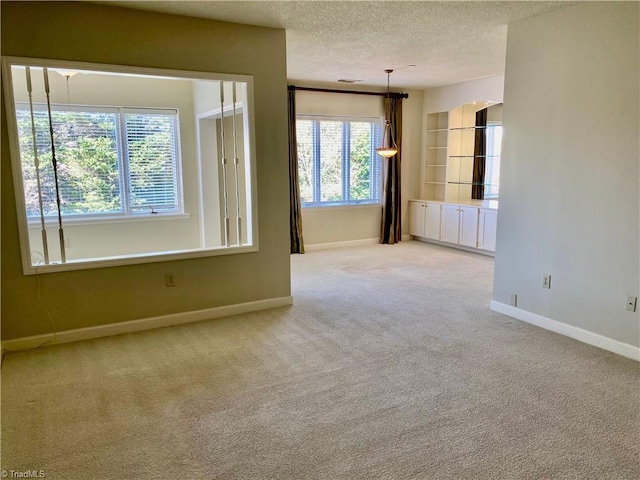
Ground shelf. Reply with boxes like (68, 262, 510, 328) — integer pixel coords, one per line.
(424, 111, 451, 202)
(448, 182, 500, 186)
(450, 125, 502, 131)
(426, 112, 449, 133)
(449, 155, 500, 158)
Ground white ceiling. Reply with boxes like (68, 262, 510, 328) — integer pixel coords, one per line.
(96, 1, 574, 89)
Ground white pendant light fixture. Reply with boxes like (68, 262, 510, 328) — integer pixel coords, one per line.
(377, 69, 399, 158)
(56, 69, 81, 104)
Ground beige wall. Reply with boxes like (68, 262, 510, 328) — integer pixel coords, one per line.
(1, 2, 290, 339)
(423, 76, 504, 115)
(400, 89, 425, 232)
(493, 2, 639, 346)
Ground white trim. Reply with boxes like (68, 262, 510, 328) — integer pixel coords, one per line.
(305, 237, 381, 251)
(297, 113, 382, 123)
(302, 202, 382, 211)
(490, 301, 640, 361)
(197, 104, 245, 121)
(28, 212, 191, 228)
(304, 235, 412, 252)
(413, 236, 494, 257)
(27, 243, 259, 275)
(3, 57, 254, 84)
(2, 296, 293, 352)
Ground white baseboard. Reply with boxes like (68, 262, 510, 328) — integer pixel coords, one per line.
(305, 238, 380, 251)
(413, 236, 495, 257)
(305, 235, 412, 252)
(490, 301, 639, 361)
(2, 296, 294, 352)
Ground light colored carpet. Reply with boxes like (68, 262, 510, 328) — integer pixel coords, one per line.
(1, 241, 638, 479)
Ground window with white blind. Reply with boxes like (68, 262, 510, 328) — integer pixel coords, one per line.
(297, 116, 383, 207)
(16, 103, 182, 220)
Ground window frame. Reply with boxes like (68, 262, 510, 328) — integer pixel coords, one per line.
(2, 56, 259, 275)
(121, 107, 184, 216)
(15, 102, 185, 224)
(483, 123, 502, 200)
(296, 114, 383, 208)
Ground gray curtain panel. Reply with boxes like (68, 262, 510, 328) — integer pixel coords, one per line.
(288, 87, 305, 254)
(380, 96, 402, 244)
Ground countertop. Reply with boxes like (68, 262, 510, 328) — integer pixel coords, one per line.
(409, 199, 499, 210)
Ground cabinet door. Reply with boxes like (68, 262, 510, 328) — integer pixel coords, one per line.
(424, 202, 441, 240)
(440, 205, 460, 243)
(459, 206, 479, 247)
(478, 208, 498, 251)
(409, 202, 426, 237)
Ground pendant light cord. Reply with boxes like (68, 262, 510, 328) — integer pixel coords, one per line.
(385, 69, 397, 150)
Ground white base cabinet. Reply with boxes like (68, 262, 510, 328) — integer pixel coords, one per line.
(459, 206, 480, 247)
(440, 205, 479, 247)
(424, 202, 441, 240)
(409, 201, 441, 240)
(440, 204, 460, 244)
(409, 201, 426, 237)
(478, 208, 498, 251)
(410, 200, 497, 254)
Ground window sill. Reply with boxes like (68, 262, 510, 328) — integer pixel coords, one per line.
(26, 243, 258, 275)
(27, 212, 191, 228)
(302, 202, 381, 212)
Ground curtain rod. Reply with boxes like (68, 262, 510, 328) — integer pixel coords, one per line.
(288, 85, 408, 99)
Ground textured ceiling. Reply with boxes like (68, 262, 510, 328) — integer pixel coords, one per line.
(94, 1, 574, 89)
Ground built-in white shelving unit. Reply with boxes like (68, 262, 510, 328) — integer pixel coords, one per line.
(422, 111, 448, 201)
(415, 101, 502, 255)
(422, 102, 502, 204)
(446, 103, 482, 202)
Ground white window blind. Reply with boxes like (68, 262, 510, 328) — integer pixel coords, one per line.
(296, 119, 315, 203)
(16, 104, 182, 219)
(16, 106, 122, 217)
(123, 109, 179, 213)
(296, 116, 382, 206)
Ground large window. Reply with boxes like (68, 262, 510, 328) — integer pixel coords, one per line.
(297, 116, 382, 206)
(16, 104, 182, 219)
(4, 58, 258, 274)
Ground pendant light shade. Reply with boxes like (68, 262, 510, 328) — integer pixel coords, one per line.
(376, 69, 398, 158)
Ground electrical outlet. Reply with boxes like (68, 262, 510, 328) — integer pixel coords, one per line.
(510, 294, 518, 307)
(542, 274, 551, 289)
(165, 273, 176, 287)
(626, 295, 637, 312)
